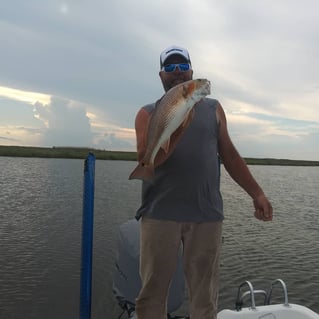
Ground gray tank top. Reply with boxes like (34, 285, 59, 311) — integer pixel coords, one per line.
(135, 98, 224, 222)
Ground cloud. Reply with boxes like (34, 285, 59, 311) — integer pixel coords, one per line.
(33, 97, 93, 147)
(32, 96, 136, 150)
(0, 0, 319, 160)
(94, 132, 134, 151)
(226, 111, 319, 160)
(0, 135, 19, 142)
(0, 125, 44, 145)
(0, 86, 50, 105)
(0, 93, 136, 150)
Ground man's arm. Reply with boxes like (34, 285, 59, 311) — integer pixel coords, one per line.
(216, 102, 273, 221)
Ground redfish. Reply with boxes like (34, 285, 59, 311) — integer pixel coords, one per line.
(129, 78, 211, 181)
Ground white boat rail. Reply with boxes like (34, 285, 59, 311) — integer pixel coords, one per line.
(218, 279, 319, 319)
(235, 278, 289, 311)
(235, 281, 267, 311)
(267, 279, 289, 306)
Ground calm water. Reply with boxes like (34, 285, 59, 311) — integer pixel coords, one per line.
(0, 157, 318, 319)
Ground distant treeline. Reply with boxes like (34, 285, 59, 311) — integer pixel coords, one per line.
(0, 145, 319, 166)
(0, 146, 136, 161)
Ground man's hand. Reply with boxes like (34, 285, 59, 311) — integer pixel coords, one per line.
(253, 194, 273, 221)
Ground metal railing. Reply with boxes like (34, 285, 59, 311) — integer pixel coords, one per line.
(235, 279, 289, 311)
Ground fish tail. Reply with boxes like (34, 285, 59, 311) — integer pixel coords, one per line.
(128, 163, 155, 180)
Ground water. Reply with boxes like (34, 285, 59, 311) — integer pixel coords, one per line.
(0, 157, 318, 319)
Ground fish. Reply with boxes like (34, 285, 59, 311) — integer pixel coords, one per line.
(129, 78, 211, 181)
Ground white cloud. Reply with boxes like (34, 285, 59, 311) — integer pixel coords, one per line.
(33, 97, 93, 147)
(0, 86, 50, 105)
(0, 92, 136, 150)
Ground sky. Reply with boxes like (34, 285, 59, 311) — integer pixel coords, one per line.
(0, 0, 318, 161)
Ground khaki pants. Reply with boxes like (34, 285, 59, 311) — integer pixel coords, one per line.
(135, 217, 223, 319)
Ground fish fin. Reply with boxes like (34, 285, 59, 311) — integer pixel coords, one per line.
(160, 137, 171, 153)
(182, 81, 196, 98)
(181, 108, 195, 127)
(129, 163, 155, 181)
(155, 95, 165, 105)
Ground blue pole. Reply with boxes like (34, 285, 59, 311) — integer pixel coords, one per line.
(80, 152, 96, 319)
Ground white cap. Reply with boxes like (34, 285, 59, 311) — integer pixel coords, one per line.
(160, 45, 191, 68)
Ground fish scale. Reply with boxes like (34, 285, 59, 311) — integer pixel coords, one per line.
(129, 78, 211, 180)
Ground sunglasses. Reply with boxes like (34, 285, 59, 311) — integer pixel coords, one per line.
(162, 63, 191, 73)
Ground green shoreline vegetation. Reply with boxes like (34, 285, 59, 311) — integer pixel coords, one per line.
(0, 145, 319, 166)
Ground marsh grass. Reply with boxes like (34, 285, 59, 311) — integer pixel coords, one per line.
(0, 145, 318, 166)
(0, 146, 137, 161)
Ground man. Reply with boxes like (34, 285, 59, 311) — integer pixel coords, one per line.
(133, 45, 273, 319)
